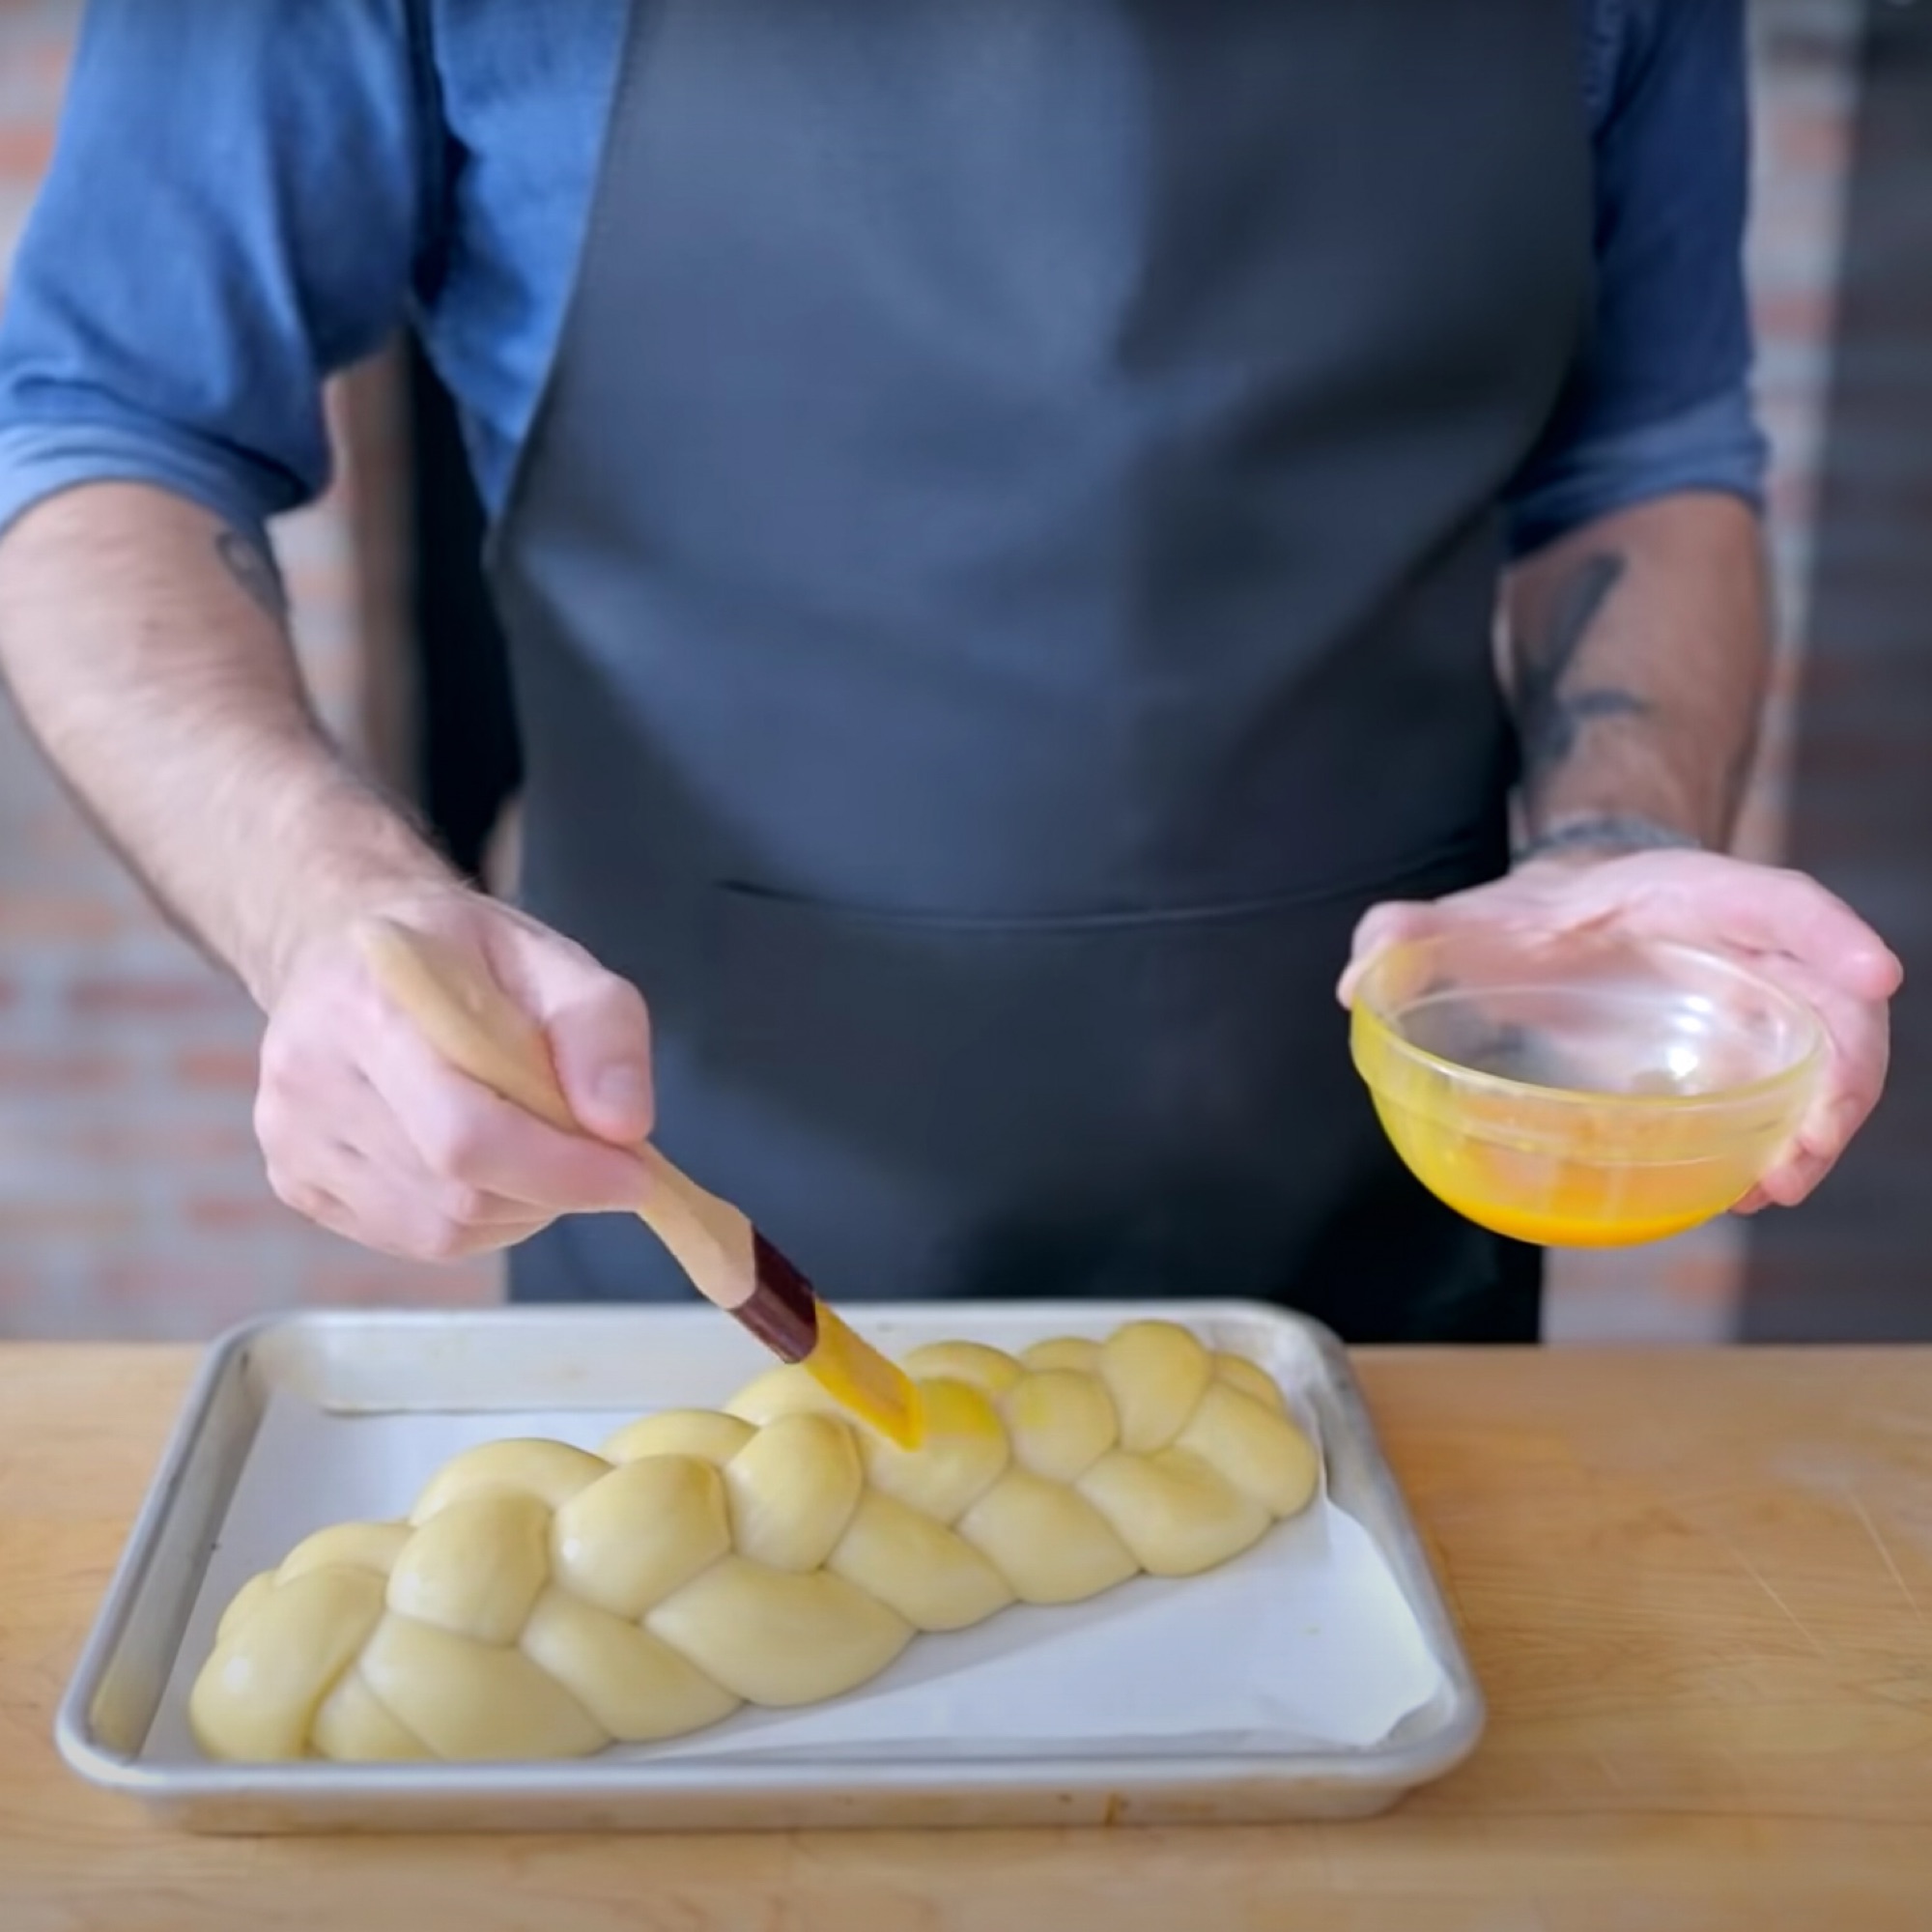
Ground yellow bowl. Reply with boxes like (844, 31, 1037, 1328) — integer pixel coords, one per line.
(1349, 927, 1826, 1247)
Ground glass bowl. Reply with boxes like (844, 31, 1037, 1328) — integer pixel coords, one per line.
(1349, 926, 1826, 1247)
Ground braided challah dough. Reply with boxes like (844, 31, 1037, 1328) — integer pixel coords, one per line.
(189, 1320, 1319, 1762)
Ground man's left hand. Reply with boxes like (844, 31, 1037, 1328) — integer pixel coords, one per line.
(1337, 850, 1902, 1212)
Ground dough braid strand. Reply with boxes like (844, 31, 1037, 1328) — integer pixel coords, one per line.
(190, 1320, 1320, 1762)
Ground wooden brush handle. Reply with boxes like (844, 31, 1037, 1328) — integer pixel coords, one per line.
(355, 918, 761, 1314)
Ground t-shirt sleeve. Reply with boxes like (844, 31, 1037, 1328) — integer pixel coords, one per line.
(1505, 0, 1770, 555)
(0, 0, 433, 549)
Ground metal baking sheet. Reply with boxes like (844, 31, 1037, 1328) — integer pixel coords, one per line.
(56, 1300, 1484, 1832)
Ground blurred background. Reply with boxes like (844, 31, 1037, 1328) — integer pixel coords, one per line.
(0, 0, 1926, 1345)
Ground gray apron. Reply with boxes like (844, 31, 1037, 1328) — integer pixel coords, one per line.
(485, 0, 1592, 1342)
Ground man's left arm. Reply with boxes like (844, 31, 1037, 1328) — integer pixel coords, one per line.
(1344, 0, 1900, 1211)
(1505, 0, 1774, 862)
(1504, 492, 1767, 858)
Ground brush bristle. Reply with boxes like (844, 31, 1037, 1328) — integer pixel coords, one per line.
(805, 1307, 925, 1449)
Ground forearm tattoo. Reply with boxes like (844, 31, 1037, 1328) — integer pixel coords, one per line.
(1513, 551, 1647, 788)
(1514, 813, 1700, 864)
(213, 527, 289, 622)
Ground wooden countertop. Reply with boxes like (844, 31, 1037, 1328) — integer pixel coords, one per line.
(3, 1344, 1930, 1931)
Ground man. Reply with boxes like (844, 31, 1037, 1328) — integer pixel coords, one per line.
(0, 1, 1899, 1343)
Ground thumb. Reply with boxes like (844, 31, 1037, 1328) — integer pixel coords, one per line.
(1336, 899, 1437, 1009)
(525, 947, 656, 1147)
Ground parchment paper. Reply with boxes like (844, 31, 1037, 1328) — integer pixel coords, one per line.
(144, 1379, 1445, 1765)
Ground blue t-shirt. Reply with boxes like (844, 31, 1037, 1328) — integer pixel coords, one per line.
(0, 0, 1765, 560)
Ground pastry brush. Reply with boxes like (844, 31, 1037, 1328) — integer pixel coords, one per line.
(355, 917, 923, 1449)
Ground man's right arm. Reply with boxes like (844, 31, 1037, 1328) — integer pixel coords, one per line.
(0, 483, 657, 1259)
(0, 1, 655, 1261)
(0, 0, 448, 1005)
(0, 483, 458, 1008)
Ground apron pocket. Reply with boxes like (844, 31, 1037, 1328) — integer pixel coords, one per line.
(689, 840, 1492, 1303)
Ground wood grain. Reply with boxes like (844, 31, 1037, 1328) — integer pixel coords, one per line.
(4, 1344, 1930, 1931)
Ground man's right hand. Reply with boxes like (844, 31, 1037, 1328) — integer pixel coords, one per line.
(255, 891, 657, 1263)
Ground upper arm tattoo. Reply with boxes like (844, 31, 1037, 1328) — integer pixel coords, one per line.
(213, 528, 289, 622)
(1513, 551, 1648, 785)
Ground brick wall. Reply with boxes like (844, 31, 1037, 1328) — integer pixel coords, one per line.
(0, 0, 1885, 1341)
(1741, 1, 1932, 1339)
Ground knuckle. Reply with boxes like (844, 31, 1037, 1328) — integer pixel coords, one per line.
(415, 1103, 493, 1183)
(268, 1168, 327, 1221)
(1778, 864, 1835, 912)
(261, 1154, 300, 1206)
(565, 959, 650, 1034)
(433, 1181, 495, 1227)
(256, 1024, 306, 1091)
(546, 930, 601, 974)
(607, 975, 651, 1026)
(411, 1215, 487, 1264)
(414, 1223, 467, 1264)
